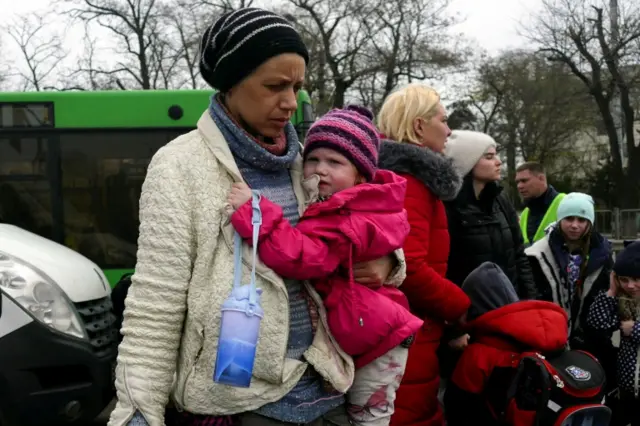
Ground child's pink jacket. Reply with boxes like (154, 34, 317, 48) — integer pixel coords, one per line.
(231, 170, 422, 367)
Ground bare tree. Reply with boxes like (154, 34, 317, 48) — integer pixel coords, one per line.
(0, 38, 8, 89)
(285, 0, 461, 112)
(287, 0, 382, 109)
(525, 0, 640, 206)
(159, 0, 223, 89)
(356, 0, 463, 110)
(165, 0, 261, 89)
(56, 23, 120, 90)
(461, 50, 599, 202)
(63, 0, 253, 90)
(63, 0, 175, 89)
(279, 9, 332, 114)
(3, 12, 67, 91)
(199, 0, 254, 12)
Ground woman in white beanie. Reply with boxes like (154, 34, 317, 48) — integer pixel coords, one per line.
(526, 192, 617, 394)
(444, 130, 535, 298)
(438, 130, 536, 389)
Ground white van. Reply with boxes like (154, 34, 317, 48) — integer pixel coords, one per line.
(0, 224, 117, 426)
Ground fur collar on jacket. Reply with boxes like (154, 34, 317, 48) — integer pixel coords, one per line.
(378, 140, 462, 201)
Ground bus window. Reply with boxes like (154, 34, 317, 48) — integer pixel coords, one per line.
(0, 103, 54, 128)
(58, 129, 188, 268)
(0, 137, 54, 239)
(0, 129, 189, 268)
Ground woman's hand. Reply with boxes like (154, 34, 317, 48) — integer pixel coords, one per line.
(353, 255, 396, 288)
(227, 182, 252, 210)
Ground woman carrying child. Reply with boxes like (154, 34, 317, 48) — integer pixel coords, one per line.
(228, 105, 423, 426)
(110, 9, 405, 425)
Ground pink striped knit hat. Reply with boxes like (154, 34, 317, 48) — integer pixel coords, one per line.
(303, 105, 380, 181)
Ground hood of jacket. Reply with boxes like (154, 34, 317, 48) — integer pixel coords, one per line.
(525, 185, 560, 212)
(450, 174, 504, 211)
(378, 140, 462, 201)
(548, 227, 612, 277)
(462, 262, 519, 322)
(465, 301, 568, 352)
(463, 262, 568, 351)
(299, 170, 410, 261)
(302, 169, 407, 217)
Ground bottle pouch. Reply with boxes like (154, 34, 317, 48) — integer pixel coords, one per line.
(213, 191, 263, 388)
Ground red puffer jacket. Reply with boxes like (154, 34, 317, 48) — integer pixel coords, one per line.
(379, 141, 470, 426)
(444, 301, 568, 426)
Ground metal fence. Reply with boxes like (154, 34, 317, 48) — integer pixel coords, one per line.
(595, 209, 640, 240)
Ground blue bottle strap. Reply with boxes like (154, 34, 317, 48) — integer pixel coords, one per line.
(232, 232, 243, 290)
(231, 191, 262, 308)
(249, 191, 262, 306)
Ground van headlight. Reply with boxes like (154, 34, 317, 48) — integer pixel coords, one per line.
(0, 251, 86, 340)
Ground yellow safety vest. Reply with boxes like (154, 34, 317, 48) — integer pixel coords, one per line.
(520, 193, 566, 245)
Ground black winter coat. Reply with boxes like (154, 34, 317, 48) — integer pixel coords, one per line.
(445, 178, 536, 299)
(438, 179, 536, 379)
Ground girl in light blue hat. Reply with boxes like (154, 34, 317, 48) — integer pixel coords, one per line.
(526, 192, 617, 394)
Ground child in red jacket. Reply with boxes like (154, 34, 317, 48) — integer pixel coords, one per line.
(443, 262, 568, 426)
(228, 105, 423, 426)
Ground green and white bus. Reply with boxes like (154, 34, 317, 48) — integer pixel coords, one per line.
(0, 89, 315, 288)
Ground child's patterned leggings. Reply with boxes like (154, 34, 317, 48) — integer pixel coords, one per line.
(346, 345, 409, 426)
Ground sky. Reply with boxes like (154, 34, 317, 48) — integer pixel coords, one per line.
(450, 0, 540, 53)
(0, 0, 543, 96)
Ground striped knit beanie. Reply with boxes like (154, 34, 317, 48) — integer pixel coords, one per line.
(199, 8, 309, 92)
(304, 105, 380, 182)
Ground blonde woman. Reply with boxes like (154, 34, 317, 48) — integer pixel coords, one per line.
(378, 84, 470, 426)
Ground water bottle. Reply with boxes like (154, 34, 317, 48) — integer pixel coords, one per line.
(214, 191, 263, 388)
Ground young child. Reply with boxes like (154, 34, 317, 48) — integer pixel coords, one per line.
(587, 240, 640, 426)
(443, 262, 569, 426)
(227, 105, 423, 426)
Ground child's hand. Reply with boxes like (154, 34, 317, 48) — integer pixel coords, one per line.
(621, 320, 635, 337)
(227, 183, 252, 210)
(448, 334, 470, 351)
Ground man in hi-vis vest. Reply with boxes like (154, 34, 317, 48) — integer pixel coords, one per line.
(515, 162, 566, 246)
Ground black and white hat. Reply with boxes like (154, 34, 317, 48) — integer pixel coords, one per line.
(199, 7, 309, 92)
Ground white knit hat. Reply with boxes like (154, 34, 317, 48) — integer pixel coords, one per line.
(445, 130, 497, 177)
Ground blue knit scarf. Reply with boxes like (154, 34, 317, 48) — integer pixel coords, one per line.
(208, 95, 300, 170)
